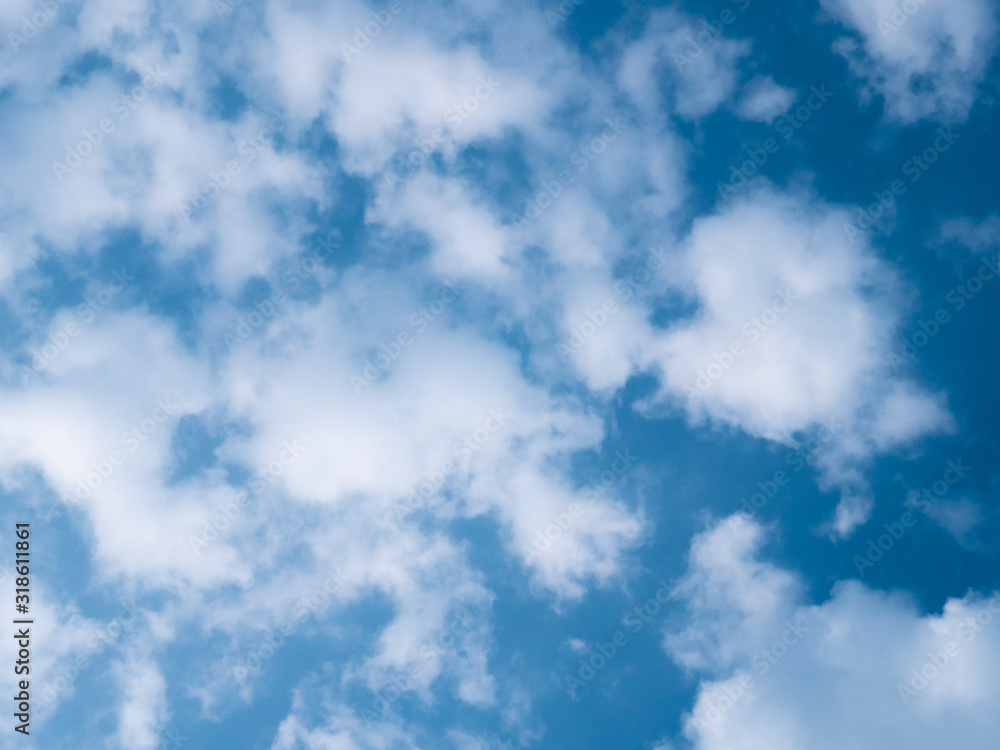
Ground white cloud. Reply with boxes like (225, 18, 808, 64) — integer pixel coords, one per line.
(329, 38, 545, 177)
(618, 7, 751, 119)
(820, 0, 999, 122)
(0, 3, 667, 738)
(665, 516, 803, 672)
(0, 577, 109, 721)
(271, 699, 419, 750)
(114, 655, 169, 750)
(923, 497, 983, 546)
(0, 0, 984, 744)
(217, 277, 643, 601)
(667, 514, 1000, 750)
(372, 172, 514, 281)
(625, 187, 953, 534)
(735, 75, 796, 123)
(938, 215, 1000, 254)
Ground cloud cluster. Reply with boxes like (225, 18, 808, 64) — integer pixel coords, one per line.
(559, 186, 953, 534)
(667, 515, 1000, 749)
(820, 0, 999, 122)
(0, 0, 989, 746)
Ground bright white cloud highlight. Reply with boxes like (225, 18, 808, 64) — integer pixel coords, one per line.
(666, 514, 1000, 750)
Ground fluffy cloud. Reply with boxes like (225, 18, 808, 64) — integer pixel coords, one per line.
(735, 75, 796, 123)
(667, 515, 1000, 749)
(0, 0, 987, 746)
(938, 214, 1000, 255)
(820, 0, 999, 122)
(0, 576, 109, 720)
(618, 7, 751, 119)
(114, 655, 169, 750)
(0, 1, 663, 741)
(217, 272, 643, 600)
(561, 186, 954, 535)
(271, 699, 420, 750)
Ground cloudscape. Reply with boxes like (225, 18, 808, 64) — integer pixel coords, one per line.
(0, 0, 999, 748)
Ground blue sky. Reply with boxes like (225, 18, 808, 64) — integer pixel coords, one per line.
(1, 0, 999, 748)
